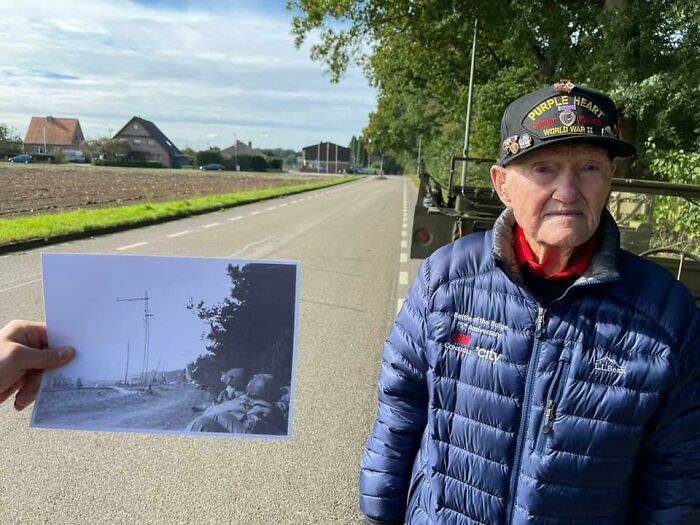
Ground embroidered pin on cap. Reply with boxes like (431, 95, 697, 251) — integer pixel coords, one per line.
(498, 80, 637, 165)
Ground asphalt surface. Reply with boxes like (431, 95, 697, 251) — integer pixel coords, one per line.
(0, 175, 421, 524)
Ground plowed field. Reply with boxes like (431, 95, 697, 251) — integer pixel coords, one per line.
(0, 164, 332, 218)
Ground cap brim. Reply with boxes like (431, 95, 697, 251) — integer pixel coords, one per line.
(501, 135, 637, 165)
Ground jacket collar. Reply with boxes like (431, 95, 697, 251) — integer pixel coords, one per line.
(492, 207, 621, 287)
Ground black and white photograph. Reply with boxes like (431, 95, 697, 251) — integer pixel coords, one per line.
(32, 253, 299, 439)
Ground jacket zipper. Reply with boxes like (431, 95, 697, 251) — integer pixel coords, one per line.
(506, 306, 546, 523)
(535, 346, 572, 454)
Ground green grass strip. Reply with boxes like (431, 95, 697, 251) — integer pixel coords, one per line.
(0, 176, 360, 245)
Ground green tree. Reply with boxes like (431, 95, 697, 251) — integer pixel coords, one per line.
(0, 124, 23, 157)
(289, 0, 700, 180)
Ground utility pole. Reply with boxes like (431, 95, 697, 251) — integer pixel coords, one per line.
(461, 19, 478, 187)
(124, 340, 130, 384)
(326, 142, 330, 174)
(416, 136, 422, 176)
(334, 143, 338, 174)
(117, 291, 154, 385)
(317, 142, 320, 174)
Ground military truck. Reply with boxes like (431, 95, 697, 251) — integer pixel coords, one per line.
(411, 156, 700, 305)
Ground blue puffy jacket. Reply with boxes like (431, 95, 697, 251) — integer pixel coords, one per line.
(360, 208, 700, 524)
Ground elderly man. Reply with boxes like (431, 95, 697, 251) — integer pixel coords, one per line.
(360, 82, 700, 524)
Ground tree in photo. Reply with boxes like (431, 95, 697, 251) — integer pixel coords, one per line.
(187, 264, 296, 395)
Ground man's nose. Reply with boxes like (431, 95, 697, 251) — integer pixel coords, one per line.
(552, 169, 580, 203)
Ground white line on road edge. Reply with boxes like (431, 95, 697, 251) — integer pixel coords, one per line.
(250, 211, 262, 216)
(203, 222, 220, 228)
(400, 253, 408, 262)
(279, 203, 288, 207)
(0, 278, 42, 295)
(116, 241, 148, 251)
(401, 231, 407, 238)
(399, 271, 408, 285)
(229, 216, 244, 221)
(397, 298, 404, 314)
(401, 240, 408, 248)
(167, 230, 190, 238)
(266, 206, 277, 211)
(228, 236, 279, 258)
(291, 200, 299, 204)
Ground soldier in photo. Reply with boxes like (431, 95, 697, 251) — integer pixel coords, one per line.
(359, 81, 700, 524)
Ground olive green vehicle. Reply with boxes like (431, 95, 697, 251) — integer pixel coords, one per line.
(411, 156, 700, 305)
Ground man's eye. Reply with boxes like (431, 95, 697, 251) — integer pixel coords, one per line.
(533, 165, 553, 174)
(583, 164, 601, 172)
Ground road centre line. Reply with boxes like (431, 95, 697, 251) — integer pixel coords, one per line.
(229, 216, 244, 221)
(167, 230, 190, 238)
(399, 271, 408, 285)
(279, 203, 288, 207)
(203, 222, 220, 228)
(397, 298, 404, 314)
(266, 206, 277, 211)
(116, 241, 149, 251)
(401, 240, 408, 248)
(0, 278, 42, 295)
(401, 231, 407, 238)
(250, 211, 262, 216)
(400, 253, 408, 262)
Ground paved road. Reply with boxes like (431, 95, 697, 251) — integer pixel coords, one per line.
(0, 175, 421, 524)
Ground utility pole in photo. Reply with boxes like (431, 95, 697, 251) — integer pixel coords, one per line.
(117, 291, 155, 386)
(317, 141, 320, 174)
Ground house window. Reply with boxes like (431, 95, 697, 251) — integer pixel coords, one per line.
(133, 124, 139, 130)
(147, 139, 155, 145)
(133, 138, 142, 145)
(152, 154, 162, 161)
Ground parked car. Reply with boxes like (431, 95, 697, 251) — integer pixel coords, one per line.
(199, 163, 225, 171)
(63, 149, 86, 163)
(8, 154, 32, 163)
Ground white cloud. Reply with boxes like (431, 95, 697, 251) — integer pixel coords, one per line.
(0, 0, 376, 150)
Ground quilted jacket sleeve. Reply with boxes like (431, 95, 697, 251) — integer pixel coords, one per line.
(359, 258, 431, 523)
(631, 310, 700, 524)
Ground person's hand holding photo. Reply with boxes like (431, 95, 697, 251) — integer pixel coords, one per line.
(0, 320, 75, 410)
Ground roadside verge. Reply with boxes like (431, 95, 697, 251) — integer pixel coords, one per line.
(0, 176, 360, 254)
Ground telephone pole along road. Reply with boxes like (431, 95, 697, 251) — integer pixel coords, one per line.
(0, 175, 421, 525)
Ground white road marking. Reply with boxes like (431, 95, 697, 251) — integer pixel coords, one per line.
(229, 216, 244, 221)
(401, 231, 407, 238)
(266, 206, 276, 211)
(250, 211, 262, 216)
(116, 241, 148, 251)
(0, 278, 41, 294)
(397, 299, 404, 314)
(279, 203, 288, 207)
(203, 222, 220, 228)
(228, 236, 279, 258)
(399, 271, 408, 285)
(291, 200, 299, 204)
(400, 253, 408, 262)
(167, 230, 190, 238)
(401, 240, 408, 248)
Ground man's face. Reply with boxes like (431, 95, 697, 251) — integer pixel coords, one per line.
(490, 143, 615, 249)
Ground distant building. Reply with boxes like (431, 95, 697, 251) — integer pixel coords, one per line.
(113, 116, 185, 168)
(221, 140, 261, 158)
(302, 141, 350, 173)
(24, 116, 85, 154)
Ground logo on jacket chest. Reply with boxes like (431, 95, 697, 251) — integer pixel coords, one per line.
(447, 313, 505, 365)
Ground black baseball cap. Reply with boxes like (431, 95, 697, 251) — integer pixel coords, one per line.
(498, 80, 637, 165)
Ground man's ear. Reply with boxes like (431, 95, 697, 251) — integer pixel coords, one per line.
(490, 164, 511, 206)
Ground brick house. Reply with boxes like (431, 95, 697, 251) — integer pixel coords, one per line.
(302, 141, 351, 173)
(24, 116, 85, 154)
(113, 116, 184, 168)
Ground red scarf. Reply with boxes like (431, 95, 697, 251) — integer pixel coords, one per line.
(514, 224, 595, 279)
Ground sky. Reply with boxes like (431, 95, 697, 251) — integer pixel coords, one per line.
(42, 253, 299, 382)
(0, 0, 376, 151)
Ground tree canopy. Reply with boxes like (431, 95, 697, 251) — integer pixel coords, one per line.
(187, 263, 296, 394)
(289, 0, 700, 180)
